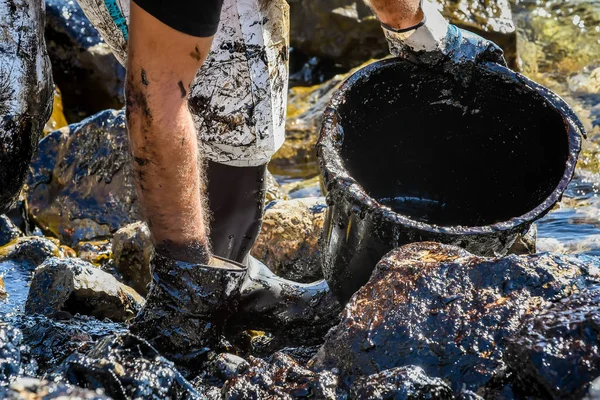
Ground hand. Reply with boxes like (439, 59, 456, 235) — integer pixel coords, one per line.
(382, 0, 506, 66)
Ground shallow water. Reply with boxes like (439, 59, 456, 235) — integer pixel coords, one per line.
(0, 260, 33, 316)
(513, 0, 600, 255)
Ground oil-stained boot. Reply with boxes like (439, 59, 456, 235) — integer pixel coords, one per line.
(231, 256, 342, 343)
(129, 252, 246, 368)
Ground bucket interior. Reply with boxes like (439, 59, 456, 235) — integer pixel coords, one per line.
(337, 63, 569, 227)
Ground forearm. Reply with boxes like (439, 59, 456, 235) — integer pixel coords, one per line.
(368, 0, 422, 30)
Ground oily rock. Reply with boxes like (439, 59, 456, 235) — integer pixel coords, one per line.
(25, 257, 143, 323)
(265, 171, 290, 202)
(0, 237, 62, 268)
(0, 324, 22, 386)
(26, 109, 138, 245)
(506, 285, 600, 399)
(288, 0, 517, 68)
(349, 366, 454, 399)
(74, 240, 112, 267)
(311, 242, 600, 393)
(57, 334, 201, 399)
(45, 0, 125, 121)
(221, 352, 341, 399)
(111, 221, 153, 296)
(0, 216, 22, 247)
(0, 378, 110, 399)
(0, 0, 53, 215)
(16, 314, 126, 376)
(251, 198, 326, 283)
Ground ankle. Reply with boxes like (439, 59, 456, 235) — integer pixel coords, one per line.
(154, 239, 211, 264)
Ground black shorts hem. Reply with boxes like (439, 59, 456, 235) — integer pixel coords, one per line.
(132, 0, 223, 37)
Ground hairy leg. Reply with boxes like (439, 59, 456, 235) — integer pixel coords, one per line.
(368, 0, 423, 29)
(126, 3, 213, 264)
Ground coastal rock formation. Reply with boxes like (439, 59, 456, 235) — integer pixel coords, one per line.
(0, 217, 21, 247)
(252, 198, 326, 282)
(312, 242, 600, 393)
(25, 257, 143, 322)
(112, 222, 153, 296)
(0, 0, 53, 214)
(26, 109, 138, 245)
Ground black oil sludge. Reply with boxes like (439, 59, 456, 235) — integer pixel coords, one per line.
(317, 58, 584, 303)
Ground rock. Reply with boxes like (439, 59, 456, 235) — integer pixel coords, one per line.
(251, 198, 327, 283)
(281, 176, 323, 199)
(568, 67, 600, 95)
(42, 87, 68, 136)
(506, 285, 600, 399)
(45, 0, 125, 121)
(111, 222, 152, 296)
(311, 242, 600, 393)
(0, 237, 62, 268)
(349, 366, 454, 399)
(26, 109, 138, 245)
(57, 334, 201, 399)
(265, 171, 290, 202)
(271, 73, 350, 179)
(222, 352, 341, 399)
(0, 277, 6, 299)
(74, 240, 112, 267)
(288, 0, 517, 69)
(0, 217, 22, 247)
(0, 324, 22, 385)
(196, 353, 250, 391)
(25, 257, 144, 323)
(0, 0, 53, 215)
(1, 377, 110, 399)
(507, 224, 537, 255)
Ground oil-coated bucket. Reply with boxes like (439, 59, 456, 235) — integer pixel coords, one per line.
(317, 59, 584, 303)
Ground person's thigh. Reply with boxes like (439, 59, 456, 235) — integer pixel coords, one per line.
(75, 0, 289, 167)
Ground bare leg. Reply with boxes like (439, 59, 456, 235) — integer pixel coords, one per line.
(126, 3, 212, 264)
(368, 0, 423, 30)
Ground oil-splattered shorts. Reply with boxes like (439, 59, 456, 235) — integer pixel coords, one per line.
(76, 0, 289, 167)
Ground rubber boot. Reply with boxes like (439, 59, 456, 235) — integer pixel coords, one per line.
(129, 253, 246, 369)
(231, 256, 342, 344)
(206, 160, 266, 264)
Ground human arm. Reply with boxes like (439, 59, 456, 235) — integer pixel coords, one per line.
(368, 0, 506, 65)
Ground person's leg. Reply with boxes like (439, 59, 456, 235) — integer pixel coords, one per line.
(126, 2, 214, 263)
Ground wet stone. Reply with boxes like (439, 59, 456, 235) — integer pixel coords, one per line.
(349, 366, 454, 400)
(0, 377, 110, 399)
(0, 324, 22, 386)
(506, 285, 600, 399)
(281, 176, 323, 199)
(311, 242, 600, 393)
(265, 171, 290, 202)
(26, 109, 138, 245)
(45, 0, 126, 121)
(221, 352, 341, 399)
(56, 334, 201, 399)
(0, 0, 53, 215)
(0, 237, 62, 269)
(0, 216, 21, 247)
(111, 222, 152, 296)
(74, 240, 112, 269)
(195, 353, 250, 391)
(15, 314, 126, 376)
(251, 198, 327, 282)
(271, 72, 350, 179)
(25, 257, 144, 323)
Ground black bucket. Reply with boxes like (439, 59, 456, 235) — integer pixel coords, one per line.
(317, 59, 584, 303)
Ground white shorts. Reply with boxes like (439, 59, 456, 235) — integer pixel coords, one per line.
(76, 0, 289, 167)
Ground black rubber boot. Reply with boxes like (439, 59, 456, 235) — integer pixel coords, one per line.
(129, 253, 246, 369)
(206, 161, 267, 264)
(231, 256, 342, 344)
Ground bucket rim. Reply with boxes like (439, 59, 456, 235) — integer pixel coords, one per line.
(317, 58, 584, 236)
